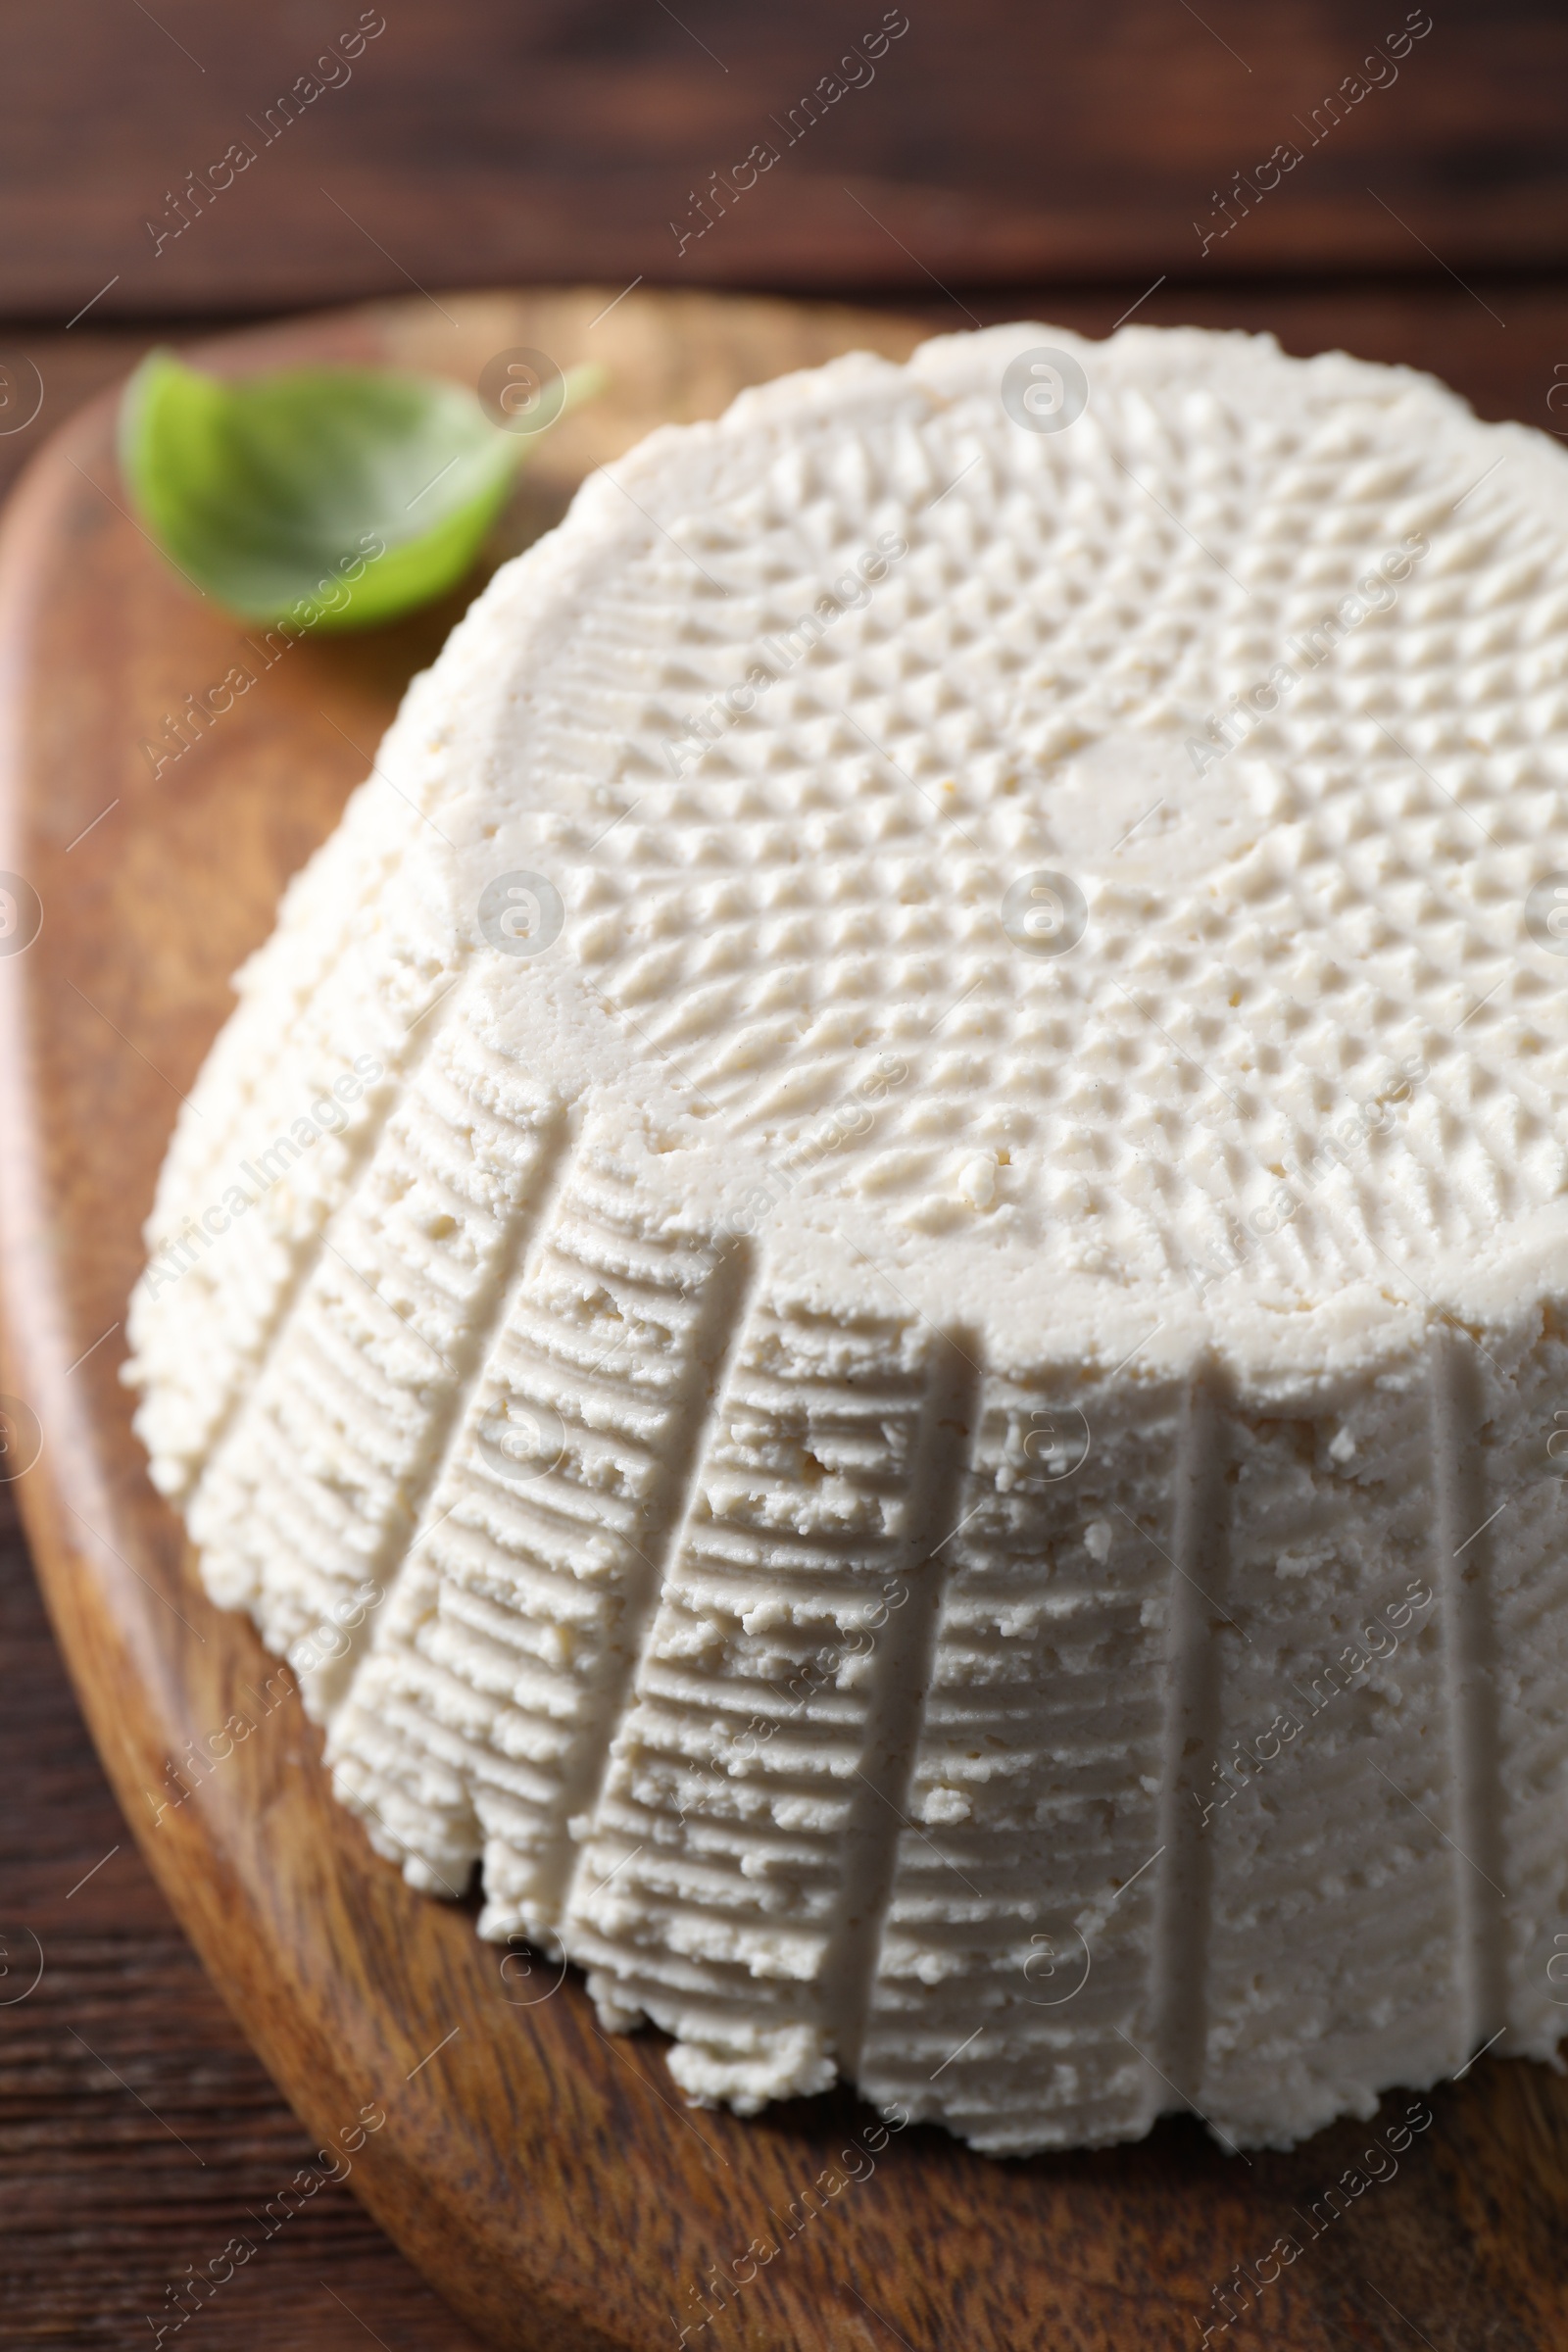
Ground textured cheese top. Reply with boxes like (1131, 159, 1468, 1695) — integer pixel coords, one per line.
(124, 325, 1568, 2156)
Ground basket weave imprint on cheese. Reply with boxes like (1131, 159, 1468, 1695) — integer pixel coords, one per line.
(125, 322, 1568, 2156)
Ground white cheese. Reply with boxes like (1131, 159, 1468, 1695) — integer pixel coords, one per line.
(124, 322, 1568, 2155)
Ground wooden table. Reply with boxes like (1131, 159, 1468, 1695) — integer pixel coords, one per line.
(2, 5, 1566, 2343)
(0, 1485, 487, 2348)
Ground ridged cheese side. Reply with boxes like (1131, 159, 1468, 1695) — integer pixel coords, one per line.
(327, 1146, 741, 1911)
(564, 1307, 942, 2110)
(858, 1373, 1182, 2152)
(188, 985, 564, 1706)
(1197, 1378, 1455, 2146)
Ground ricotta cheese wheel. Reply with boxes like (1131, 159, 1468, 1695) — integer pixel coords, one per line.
(125, 322, 1568, 2155)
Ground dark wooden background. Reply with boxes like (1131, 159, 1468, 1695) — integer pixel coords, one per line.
(2, 3, 1566, 2344)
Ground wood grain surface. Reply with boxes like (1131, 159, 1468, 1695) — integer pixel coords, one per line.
(6, 284, 1568, 2352)
(0, 1476, 485, 2349)
(2, 1, 1565, 318)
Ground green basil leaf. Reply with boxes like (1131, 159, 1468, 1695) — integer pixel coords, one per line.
(118, 350, 604, 631)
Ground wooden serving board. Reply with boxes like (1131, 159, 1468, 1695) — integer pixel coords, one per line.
(4, 285, 1568, 2352)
